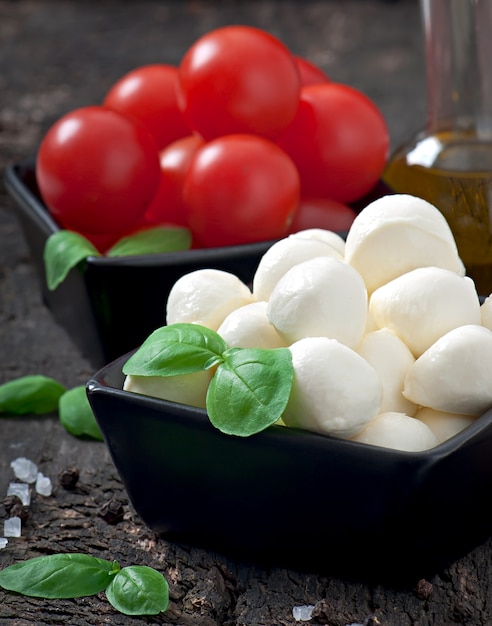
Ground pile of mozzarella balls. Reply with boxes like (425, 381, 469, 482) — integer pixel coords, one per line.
(125, 193, 492, 452)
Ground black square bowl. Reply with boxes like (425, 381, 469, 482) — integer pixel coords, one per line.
(87, 352, 492, 581)
(4, 158, 274, 368)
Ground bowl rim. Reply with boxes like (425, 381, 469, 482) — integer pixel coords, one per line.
(86, 350, 492, 462)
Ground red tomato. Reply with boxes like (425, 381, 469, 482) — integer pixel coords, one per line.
(36, 106, 161, 235)
(294, 56, 330, 86)
(289, 197, 357, 234)
(276, 83, 390, 204)
(103, 64, 190, 150)
(143, 134, 205, 228)
(178, 26, 301, 141)
(182, 134, 300, 247)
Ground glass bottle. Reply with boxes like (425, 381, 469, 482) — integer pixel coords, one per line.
(383, 0, 492, 295)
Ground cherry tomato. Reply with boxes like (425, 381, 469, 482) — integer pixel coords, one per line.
(288, 197, 357, 234)
(143, 134, 205, 228)
(36, 106, 161, 235)
(103, 64, 190, 150)
(294, 56, 330, 86)
(276, 83, 390, 204)
(177, 25, 301, 141)
(182, 134, 300, 247)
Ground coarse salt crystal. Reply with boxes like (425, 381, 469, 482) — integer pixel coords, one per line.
(0, 538, 8, 549)
(10, 457, 38, 483)
(292, 605, 315, 621)
(7, 482, 30, 506)
(4, 516, 21, 538)
(35, 472, 52, 497)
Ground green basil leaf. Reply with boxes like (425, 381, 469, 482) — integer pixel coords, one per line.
(107, 226, 191, 257)
(0, 375, 66, 415)
(59, 386, 103, 441)
(123, 323, 227, 377)
(105, 566, 169, 616)
(207, 347, 294, 436)
(0, 554, 116, 598)
(44, 230, 100, 291)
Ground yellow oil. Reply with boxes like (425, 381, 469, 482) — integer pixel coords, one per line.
(383, 130, 492, 295)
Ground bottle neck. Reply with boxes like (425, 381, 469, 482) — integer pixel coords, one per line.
(421, 0, 492, 139)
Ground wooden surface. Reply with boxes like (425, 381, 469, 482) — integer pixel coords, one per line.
(1, 1, 491, 624)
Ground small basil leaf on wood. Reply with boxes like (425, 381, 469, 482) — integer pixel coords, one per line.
(44, 230, 100, 290)
(207, 347, 294, 436)
(58, 386, 103, 441)
(0, 375, 66, 415)
(105, 566, 169, 616)
(0, 554, 116, 598)
(123, 323, 227, 377)
(107, 226, 191, 257)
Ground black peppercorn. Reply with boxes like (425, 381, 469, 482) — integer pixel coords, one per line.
(415, 578, 433, 600)
(99, 498, 125, 524)
(58, 467, 80, 490)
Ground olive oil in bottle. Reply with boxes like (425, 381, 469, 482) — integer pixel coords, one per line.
(383, 131, 492, 295)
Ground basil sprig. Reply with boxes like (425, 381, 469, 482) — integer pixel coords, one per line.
(44, 226, 192, 291)
(0, 554, 169, 616)
(123, 323, 294, 437)
(0, 377, 102, 441)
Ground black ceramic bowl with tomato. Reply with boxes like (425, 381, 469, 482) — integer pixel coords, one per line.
(87, 350, 492, 581)
(4, 27, 391, 367)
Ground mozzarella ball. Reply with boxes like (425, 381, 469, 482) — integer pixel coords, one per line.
(369, 267, 480, 357)
(414, 407, 476, 443)
(345, 194, 465, 293)
(252, 235, 342, 302)
(124, 369, 213, 409)
(166, 269, 254, 330)
(267, 256, 367, 348)
(357, 328, 417, 415)
(283, 337, 382, 438)
(351, 412, 439, 452)
(403, 324, 492, 415)
(289, 228, 346, 256)
(217, 301, 286, 349)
